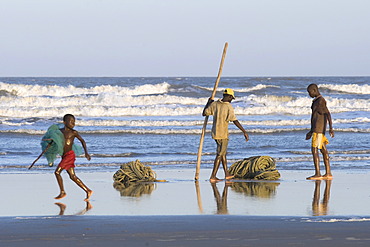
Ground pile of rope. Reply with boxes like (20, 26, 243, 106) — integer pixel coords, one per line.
(113, 160, 157, 186)
(229, 156, 280, 180)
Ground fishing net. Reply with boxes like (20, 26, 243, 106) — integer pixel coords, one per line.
(229, 156, 280, 180)
(113, 160, 158, 187)
(40, 123, 83, 165)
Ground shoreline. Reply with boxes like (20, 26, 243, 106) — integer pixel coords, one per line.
(2, 215, 370, 246)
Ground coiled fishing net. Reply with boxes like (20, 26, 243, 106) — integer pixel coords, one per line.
(41, 123, 83, 165)
(229, 156, 280, 180)
(113, 160, 157, 186)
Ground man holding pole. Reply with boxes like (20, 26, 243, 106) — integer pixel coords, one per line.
(203, 88, 249, 182)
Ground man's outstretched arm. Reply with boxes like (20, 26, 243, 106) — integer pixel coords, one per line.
(233, 120, 249, 141)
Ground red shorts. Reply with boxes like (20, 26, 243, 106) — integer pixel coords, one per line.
(58, 150, 76, 170)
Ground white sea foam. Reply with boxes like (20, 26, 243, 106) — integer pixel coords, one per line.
(76, 119, 310, 127)
(2, 127, 368, 135)
(196, 84, 279, 93)
(1, 82, 369, 118)
(0, 81, 170, 97)
(5, 99, 361, 118)
(15, 216, 61, 220)
(278, 156, 370, 163)
(1, 117, 368, 128)
(236, 84, 280, 92)
(290, 149, 370, 155)
(305, 218, 370, 223)
(321, 84, 370, 94)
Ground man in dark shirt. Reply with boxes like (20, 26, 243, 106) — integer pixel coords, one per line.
(305, 84, 334, 180)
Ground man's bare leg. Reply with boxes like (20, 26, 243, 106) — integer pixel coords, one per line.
(307, 147, 323, 180)
(210, 156, 222, 182)
(321, 145, 333, 180)
(220, 155, 234, 179)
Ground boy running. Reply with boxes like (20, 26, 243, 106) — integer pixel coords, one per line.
(54, 114, 93, 201)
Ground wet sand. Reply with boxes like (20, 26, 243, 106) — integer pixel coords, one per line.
(1, 168, 370, 246)
(2, 168, 370, 216)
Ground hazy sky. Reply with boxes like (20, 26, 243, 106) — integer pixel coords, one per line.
(1, 0, 369, 77)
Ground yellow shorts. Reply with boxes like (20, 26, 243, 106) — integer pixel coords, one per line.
(312, 133, 329, 149)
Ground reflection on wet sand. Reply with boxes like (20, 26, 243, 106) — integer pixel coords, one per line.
(113, 182, 156, 197)
(195, 181, 281, 215)
(211, 182, 230, 215)
(195, 181, 204, 213)
(230, 181, 280, 198)
(55, 201, 93, 215)
(312, 180, 331, 216)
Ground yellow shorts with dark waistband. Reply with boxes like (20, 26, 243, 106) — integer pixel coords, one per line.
(312, 133, 329, 149)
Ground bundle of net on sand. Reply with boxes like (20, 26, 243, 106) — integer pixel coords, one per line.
(113, 160, 158, 186)
(229, 156, 280, 180)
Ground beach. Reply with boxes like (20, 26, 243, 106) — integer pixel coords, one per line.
(2, 0, 370, 243)
(2, 168, 370, 246)
(0, 76, 369, 246)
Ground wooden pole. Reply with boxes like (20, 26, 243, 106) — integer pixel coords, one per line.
(28, 142, 52, 169)
(195, 42, 228, 180)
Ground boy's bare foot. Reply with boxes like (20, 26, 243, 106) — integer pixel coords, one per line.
(225, 175, 234, 180)
(322, 174, 333, 180)
(55, 191, 67, 200)
(210, 177, 222, 183)
(84, 190, 93, 201)
(306, 175, 323, 180)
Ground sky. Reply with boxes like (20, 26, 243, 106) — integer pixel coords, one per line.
(1, 0, 370, 77)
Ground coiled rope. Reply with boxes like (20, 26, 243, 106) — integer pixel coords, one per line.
(113, 160, 159, 184)
(229, 156, 280, 180)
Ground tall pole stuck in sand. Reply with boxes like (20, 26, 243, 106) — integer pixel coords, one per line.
(195, 42, 228, 180)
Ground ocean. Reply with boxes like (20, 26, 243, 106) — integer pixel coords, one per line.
(0, 77, 369, 173)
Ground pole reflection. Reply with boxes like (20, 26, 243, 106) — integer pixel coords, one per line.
(195, 181, 204, 213)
